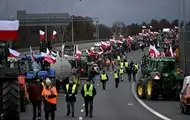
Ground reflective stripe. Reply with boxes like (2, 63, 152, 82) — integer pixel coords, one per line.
(117, 56, 121, 60)
(120, 62, 124, 68)
(66, 84, 77, 94)
(101, 74, 107, 80)
(114, 73, 119, 78)
(42, 87, 57, 104)
(134, 64, 139, 71)
(120, 68, 124, 74)
(84, 84, 93, 97)
(125, 62, 128, 67)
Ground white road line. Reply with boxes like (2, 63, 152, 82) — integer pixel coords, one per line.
(131, 71, 172, 120)
(80, 109, 84, 112)
(79, 116, 83, 120)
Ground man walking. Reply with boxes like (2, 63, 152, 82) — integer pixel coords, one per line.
(28, 79, 43, 120)
(65, 76, 77, 117)
(81, 80, 97, 117)
(100, 70, 109, 90)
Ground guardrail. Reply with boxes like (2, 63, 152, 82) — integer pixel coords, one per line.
(17, 38, 109, 56)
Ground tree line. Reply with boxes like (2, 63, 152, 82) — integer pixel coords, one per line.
(13, 16, 189, 49)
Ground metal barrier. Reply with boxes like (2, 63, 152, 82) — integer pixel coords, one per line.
(17, 38, 109, 56)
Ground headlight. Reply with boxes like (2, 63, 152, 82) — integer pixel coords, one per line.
(163, 73, 168, 77)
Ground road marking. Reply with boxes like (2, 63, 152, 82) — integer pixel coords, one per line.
(80, 109, 84, 112)
(128, 103, 133, 106)
(79, 116, 83, 120)
(131, 71, 172, 120)
(82, 104, 85, 106)
(97, 84, 99, 86)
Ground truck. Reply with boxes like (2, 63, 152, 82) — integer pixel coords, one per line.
(136, 56, 184, 100)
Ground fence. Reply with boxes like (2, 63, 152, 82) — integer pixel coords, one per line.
(17, 38, 109, 56)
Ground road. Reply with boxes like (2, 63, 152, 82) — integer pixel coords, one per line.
(21, 48, 189, 120)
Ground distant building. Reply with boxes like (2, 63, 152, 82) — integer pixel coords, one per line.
(17, 10, 70, 26)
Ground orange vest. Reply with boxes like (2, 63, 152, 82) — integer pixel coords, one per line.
(42, 87, 57, 104)
(18, 75, 29, 99)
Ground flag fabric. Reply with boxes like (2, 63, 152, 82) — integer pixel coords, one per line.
(9, 48, 20, 57)
(164, 39, 169, 43)
(169, 45, 174, 57)
(150, 25, 153, 28)
(30, 46, 35, 62)
(75, 50, 82, 60)
(142, 26, 146, 29)
(149, 45, 160, 57)
(52, 30, 57, 40)
(0, 20, 19, 40)
(39, 30, 45, 40)
(43, 48, 56, 64)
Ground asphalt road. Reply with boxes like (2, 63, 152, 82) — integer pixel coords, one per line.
(21, 48, 161, 120)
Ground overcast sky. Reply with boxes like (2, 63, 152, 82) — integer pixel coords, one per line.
(0, 0, 189, 26)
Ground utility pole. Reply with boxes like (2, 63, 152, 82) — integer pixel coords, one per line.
(45, 0, 48, 42)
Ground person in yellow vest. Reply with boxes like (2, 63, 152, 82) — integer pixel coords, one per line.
(81, 80, 97, 117)
(65, 76, 77, 117)
(41, 78, 57, 120)
(114, 70, 120, 88)
(132, 63, 139, 82)
(119, 67, 125, 82)
(120, 60, 124, 69)
(124, 59, 129, 72)
(117, 55, 121, 65)
(100, 70, 109, 90)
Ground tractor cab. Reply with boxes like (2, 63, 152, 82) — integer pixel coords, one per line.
(62, 43, 78, 60)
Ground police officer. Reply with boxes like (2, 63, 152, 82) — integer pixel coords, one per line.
(81, 80, 97, 117)
(28, 79, 43, 120)
(124, 59, 129, 72)
(100, 70, 109, 90)
(65, 76, 77, 117)
(42, 78, 57, 120)
(127, 61, 134, 82)
(117, 54, 121, 65)
(132, 63, 139, 82)
(120, 60, 124, 69)
(119, 67, 125, 81)
(114, 70, 119, 87)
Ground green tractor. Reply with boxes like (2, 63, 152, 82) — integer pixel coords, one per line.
(136, 57, 184, 100)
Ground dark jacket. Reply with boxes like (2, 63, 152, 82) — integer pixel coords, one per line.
(28, 81, 43, 101)
(81, 84, 96, 100)
(65, 83, 77, 102)
(88, 70, 97, 80)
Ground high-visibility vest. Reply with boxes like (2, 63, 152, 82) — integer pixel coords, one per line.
(41, 82, 45, 87)
(114, 73, 119, 78)
(120, 62, 124, 68)
(120, 68, 124, 74)
(101, 74, 107, 80)
(42, 87, 57, 104)
(117, 56, 121, 61)
(134, 64, 139, 71)
(84, 84, 93, 97)
(66, 84, 77, 94)
(125, 62, 129, 67)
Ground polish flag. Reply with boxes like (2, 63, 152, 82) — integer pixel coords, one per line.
(30, 46, 35, 62)
(149, 45, 160, 57)
(52, 30, 57, 40)
(0, 20, 19, 40)
(9, 48, 20, 57)
(142, 26, 146, 29)
(164, 39, 169, 43)
(43, 48, 56, 64)
(169, 45, 174, 57)
(39, 30, 45, 40)
(150, 25, 153, 28)
(75, 50, 82, 60)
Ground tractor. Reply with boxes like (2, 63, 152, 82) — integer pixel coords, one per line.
(136, 57, 184, 100)
(0, 43, 23, 120)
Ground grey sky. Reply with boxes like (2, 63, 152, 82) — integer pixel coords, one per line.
(0, 0, 189, 26)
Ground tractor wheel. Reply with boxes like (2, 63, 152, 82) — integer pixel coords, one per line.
(145, 79, 158, 100)
(136, 80, 145, 99)
(2, 80, 20, 120)
(20, 86, 26, 112)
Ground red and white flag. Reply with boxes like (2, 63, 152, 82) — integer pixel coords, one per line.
(142, 26, 146, 29)
(39, 30, 45, 40)
(150, 25, 153, 28)
(44, 48, 56, 64)
(52, 30, 57, 40)
(75, 50, 82, 60)
(9, 48, 20, 57)
(30, 46, 35, 62)
(0, 20, 19, 40)
(149, 45, 160, 57)
(169, 45, 174, 57)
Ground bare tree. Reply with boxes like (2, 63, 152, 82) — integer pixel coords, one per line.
(52, 24, 68, 42)
(111, 20, 125, 37)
